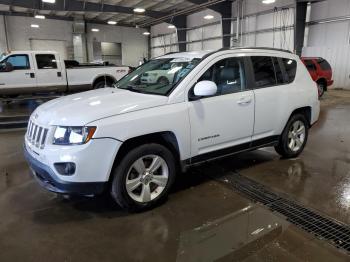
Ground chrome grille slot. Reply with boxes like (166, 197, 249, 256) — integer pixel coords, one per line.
(27, 121, 32, 136)
(27, 120, 49, 149)
(29, 121, 34, 138)
(36, 127, 43, 147)
(41, 129, 48, 149)
(32, 126, 38, 143)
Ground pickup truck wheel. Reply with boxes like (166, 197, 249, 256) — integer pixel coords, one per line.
(94, 80, 112, 89)
(317, 82, 325, 97)
(110, 143, 176, 212)
(275, 114, 309, 158)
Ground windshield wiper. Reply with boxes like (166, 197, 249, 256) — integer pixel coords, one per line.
(125, 85, 143, 93)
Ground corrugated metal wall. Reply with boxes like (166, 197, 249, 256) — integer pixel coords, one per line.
(303, 0, 350, 89)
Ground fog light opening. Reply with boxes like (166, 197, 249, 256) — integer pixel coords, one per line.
(54, 162, 76, 176)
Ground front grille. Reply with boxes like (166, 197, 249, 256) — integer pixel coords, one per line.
(27, 120, 49, 149)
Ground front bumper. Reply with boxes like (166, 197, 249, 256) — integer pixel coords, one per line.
(24, 144, 108, 195)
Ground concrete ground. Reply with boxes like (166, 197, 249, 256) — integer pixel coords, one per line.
(0, 90, 350, 262)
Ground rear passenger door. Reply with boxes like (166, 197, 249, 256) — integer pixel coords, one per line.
(249, 56, 297, 142)
(34, 53, 66, 92)
(188, 56, 255, 159)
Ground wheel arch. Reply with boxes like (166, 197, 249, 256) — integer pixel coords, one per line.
(93, 75, 116, 88)
(110, 131, 181, 182)
(289, 106, 312, 127)
(316, 77, 327, 91)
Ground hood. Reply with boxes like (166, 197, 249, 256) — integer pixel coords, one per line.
(33, 88, 168, 126)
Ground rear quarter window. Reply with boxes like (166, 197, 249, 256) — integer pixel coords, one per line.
(251, 56, 277, 88)
(317, 58, 331, 71)
(282, 58, 297, 83)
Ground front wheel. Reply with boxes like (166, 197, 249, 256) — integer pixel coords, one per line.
(110, 144, 176, 211)
(157, 77, 170, 86)
(275, 114, 309, 158)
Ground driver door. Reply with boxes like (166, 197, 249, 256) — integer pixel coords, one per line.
(0, 54, 37, 92)
(188, 56, 255, 162)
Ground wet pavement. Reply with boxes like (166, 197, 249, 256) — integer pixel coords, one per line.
(0, 90, 350, 261)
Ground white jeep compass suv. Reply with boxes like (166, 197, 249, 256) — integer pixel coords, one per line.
(24, 48, 320, 211)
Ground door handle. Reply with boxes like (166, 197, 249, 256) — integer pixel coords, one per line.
(57, 72, 62, 77)
(25, 72, 35, 78)
(237, 96, 252, 105)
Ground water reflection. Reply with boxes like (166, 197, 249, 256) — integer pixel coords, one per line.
(176, 205, 288, 262)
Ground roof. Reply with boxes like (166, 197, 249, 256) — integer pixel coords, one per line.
(158, 50, 213, 59)
(157, 47, 297, 60)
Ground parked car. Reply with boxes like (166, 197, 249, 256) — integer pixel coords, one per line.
(301, 57, 333, 97)
(140, 60, 192, 85)
(24, 48, 320, 211)
(0, 51, 129, 96)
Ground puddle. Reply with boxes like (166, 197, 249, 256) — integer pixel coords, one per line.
(177, 205, 288, 262)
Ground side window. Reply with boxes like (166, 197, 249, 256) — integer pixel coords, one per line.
(282, 58, 297, 83)
(251, 56, 277, 88)
(272, 57, 285, 84)
(5, 55, 30, 70)
(317, 58, 331, 71)
(197, 57, 246, 96)
(36, 54, 58, 69)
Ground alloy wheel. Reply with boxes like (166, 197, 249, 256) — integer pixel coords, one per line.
(125, 155, 169, 203)
(288, 120, 306, 152)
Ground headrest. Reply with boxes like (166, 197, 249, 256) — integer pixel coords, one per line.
(219, 67, 238, 81)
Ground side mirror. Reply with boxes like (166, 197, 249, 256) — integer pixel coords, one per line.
(193, 80, 217, 97)
(0, 62, 14, 72)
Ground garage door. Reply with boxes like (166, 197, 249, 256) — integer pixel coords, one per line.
(30, 39, 68, 60)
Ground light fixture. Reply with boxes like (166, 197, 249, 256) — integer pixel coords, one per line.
(31, 24, 40, 28)
(42, 0, 56, 3)
(204, 14, 214, 20)
(35, 15, 45, 19)
(143, 32, 150, 35)
(168, 25, 176, 29)
(262, 0, 276, 4)
(134, 8, 146, 13)
(91, 28, 99, 32)
(108, 21, 117, 25)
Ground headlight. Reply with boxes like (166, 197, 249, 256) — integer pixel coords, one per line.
(53, 126, 96, 145)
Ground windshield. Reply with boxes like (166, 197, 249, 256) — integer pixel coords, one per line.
(115, 57, 201, 96)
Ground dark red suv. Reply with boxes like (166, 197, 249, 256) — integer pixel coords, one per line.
(301, 57, 334, 97)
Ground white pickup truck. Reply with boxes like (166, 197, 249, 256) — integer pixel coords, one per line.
(0, 51, 129, 96)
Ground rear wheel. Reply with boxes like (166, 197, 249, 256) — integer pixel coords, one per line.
(110, 144, 176, 211)
(317, 81, 325, 97)
(93, 80, 113, 89)
(275, 114, 309, 158)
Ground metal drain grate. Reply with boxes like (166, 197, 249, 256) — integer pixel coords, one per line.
(216, 173, 350, 253)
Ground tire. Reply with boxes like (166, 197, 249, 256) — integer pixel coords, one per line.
(157, 77, 170, 86)
(110, 143, 176, 212)
(317, 81, 325, 98)
(94, 80, 113, 89)
(275, 114, 309, 158)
